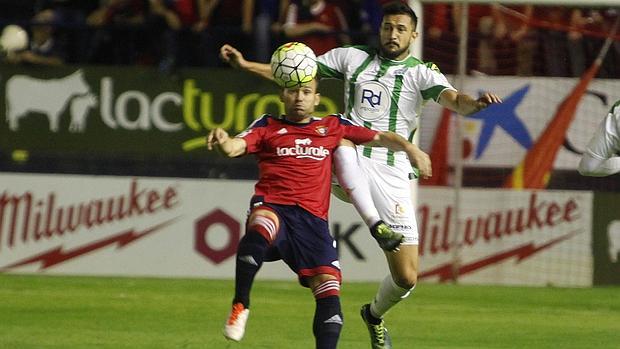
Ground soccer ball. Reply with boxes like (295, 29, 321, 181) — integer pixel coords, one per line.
(270, 42, 317, 88)
(0, 25, 29, 53)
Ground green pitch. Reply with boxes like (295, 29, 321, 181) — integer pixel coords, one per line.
(1, 274, 618, 349)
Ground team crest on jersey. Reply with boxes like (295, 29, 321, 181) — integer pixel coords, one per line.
(315, 126, 328, 136)
(426, 62, 440, 72)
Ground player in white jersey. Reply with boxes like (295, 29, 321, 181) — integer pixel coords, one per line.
(220, 2, 502, 348)
(578, 100, 620, 177)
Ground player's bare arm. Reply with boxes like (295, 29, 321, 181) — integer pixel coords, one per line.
(364, 131, 432, 179)
(206, 128, 247, 157)
(438, 89, 503, 116)
(219, 44, 274, 81)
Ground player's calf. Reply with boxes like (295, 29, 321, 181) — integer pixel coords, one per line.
(312, 279, 343, 349)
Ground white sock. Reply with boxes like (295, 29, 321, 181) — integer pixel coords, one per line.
(370, 275, 415, 318)
(333, 146, 380, 227)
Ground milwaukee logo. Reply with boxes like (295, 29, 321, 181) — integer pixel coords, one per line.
(276, 138, 329, 160)
(417, 193, 580, 257)
(0, 180, 179, 251)
(414, 192, 585, 282)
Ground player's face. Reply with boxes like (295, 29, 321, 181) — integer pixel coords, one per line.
(379, 14, 418, 60)
(280, 80, 321, 122)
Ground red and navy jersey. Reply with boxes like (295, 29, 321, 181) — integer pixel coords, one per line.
(238, 114, 378, 219)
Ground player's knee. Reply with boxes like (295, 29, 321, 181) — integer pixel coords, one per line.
(393, 272, 417, 290)
(310, 275, 341, 299)
(247, 209, 279, 243)
(338, 138, 354, 147)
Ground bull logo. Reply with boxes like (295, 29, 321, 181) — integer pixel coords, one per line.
(5, 69, 97, 132)
(295, 138, 312, 145)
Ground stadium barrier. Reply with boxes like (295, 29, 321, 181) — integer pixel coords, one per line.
(1, 172, 618, 287)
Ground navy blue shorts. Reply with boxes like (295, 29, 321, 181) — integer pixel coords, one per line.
(249, 196, 341, 287)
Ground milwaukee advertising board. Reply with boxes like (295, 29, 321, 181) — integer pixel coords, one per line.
(0, 173, 593, 287)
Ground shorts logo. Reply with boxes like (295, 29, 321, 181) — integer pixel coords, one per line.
(354, 81, 390, 122)
(395, 203, 407, 216)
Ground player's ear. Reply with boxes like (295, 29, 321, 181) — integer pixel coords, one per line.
(314, 93, 321, 106)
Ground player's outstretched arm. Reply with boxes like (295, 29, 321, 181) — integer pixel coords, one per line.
(365, 131, 432, 179)
(220, 44, 274, 81)
(207, 128, 248, 157)
(438, 89, 503, 116)
(578, 153, 620, 177)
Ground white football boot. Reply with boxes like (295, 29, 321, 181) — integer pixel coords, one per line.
(223, 303, 250, 341)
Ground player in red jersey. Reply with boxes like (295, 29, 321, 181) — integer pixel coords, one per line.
(208, 78, 430, 349)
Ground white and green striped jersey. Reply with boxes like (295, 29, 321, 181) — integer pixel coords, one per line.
(317, 45, 455, 170)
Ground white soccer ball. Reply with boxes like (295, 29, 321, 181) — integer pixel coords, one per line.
(270, 42, 317, 88)
(0, 25, 29, 53)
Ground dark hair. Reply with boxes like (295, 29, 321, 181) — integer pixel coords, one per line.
(382, 1, 418, 30)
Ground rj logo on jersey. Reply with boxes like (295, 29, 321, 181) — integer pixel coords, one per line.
(354, 81, 389, 122)
(362, 89, 382, 107)
(276, 138, 329, 160)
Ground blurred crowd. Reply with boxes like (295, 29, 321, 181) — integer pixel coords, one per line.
(1, 0, 620, 78)
(0, 0, 375, 72)
(424, 3, 620, 78)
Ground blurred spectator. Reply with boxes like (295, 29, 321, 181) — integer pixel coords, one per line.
(425, 3, 449, 40)
(253, 0, 289, 62)
(281, 0, 349, 56)
(422, 3, 455, 73)
(451, 4, 536, 76)
(146, 0, 205, 71)
(34, 0, 98, 19)
(6, 9, 66, 66)
(491, 4, 536, 76)
(582, 7, 619, 78)
(86, 0, 148, 65)
(199, 0, 255, 66)
(566, 7, 587, 77)
(535, 6, 575, 77)
(453, 3, 496, 74)
(534, 6, 587, 76)
(0, 0, 37, 22)
(356, 0, 399, 48)
(33, 0, 99, 63)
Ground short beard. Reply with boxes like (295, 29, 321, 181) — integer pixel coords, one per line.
(379, 45, 408, 60)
